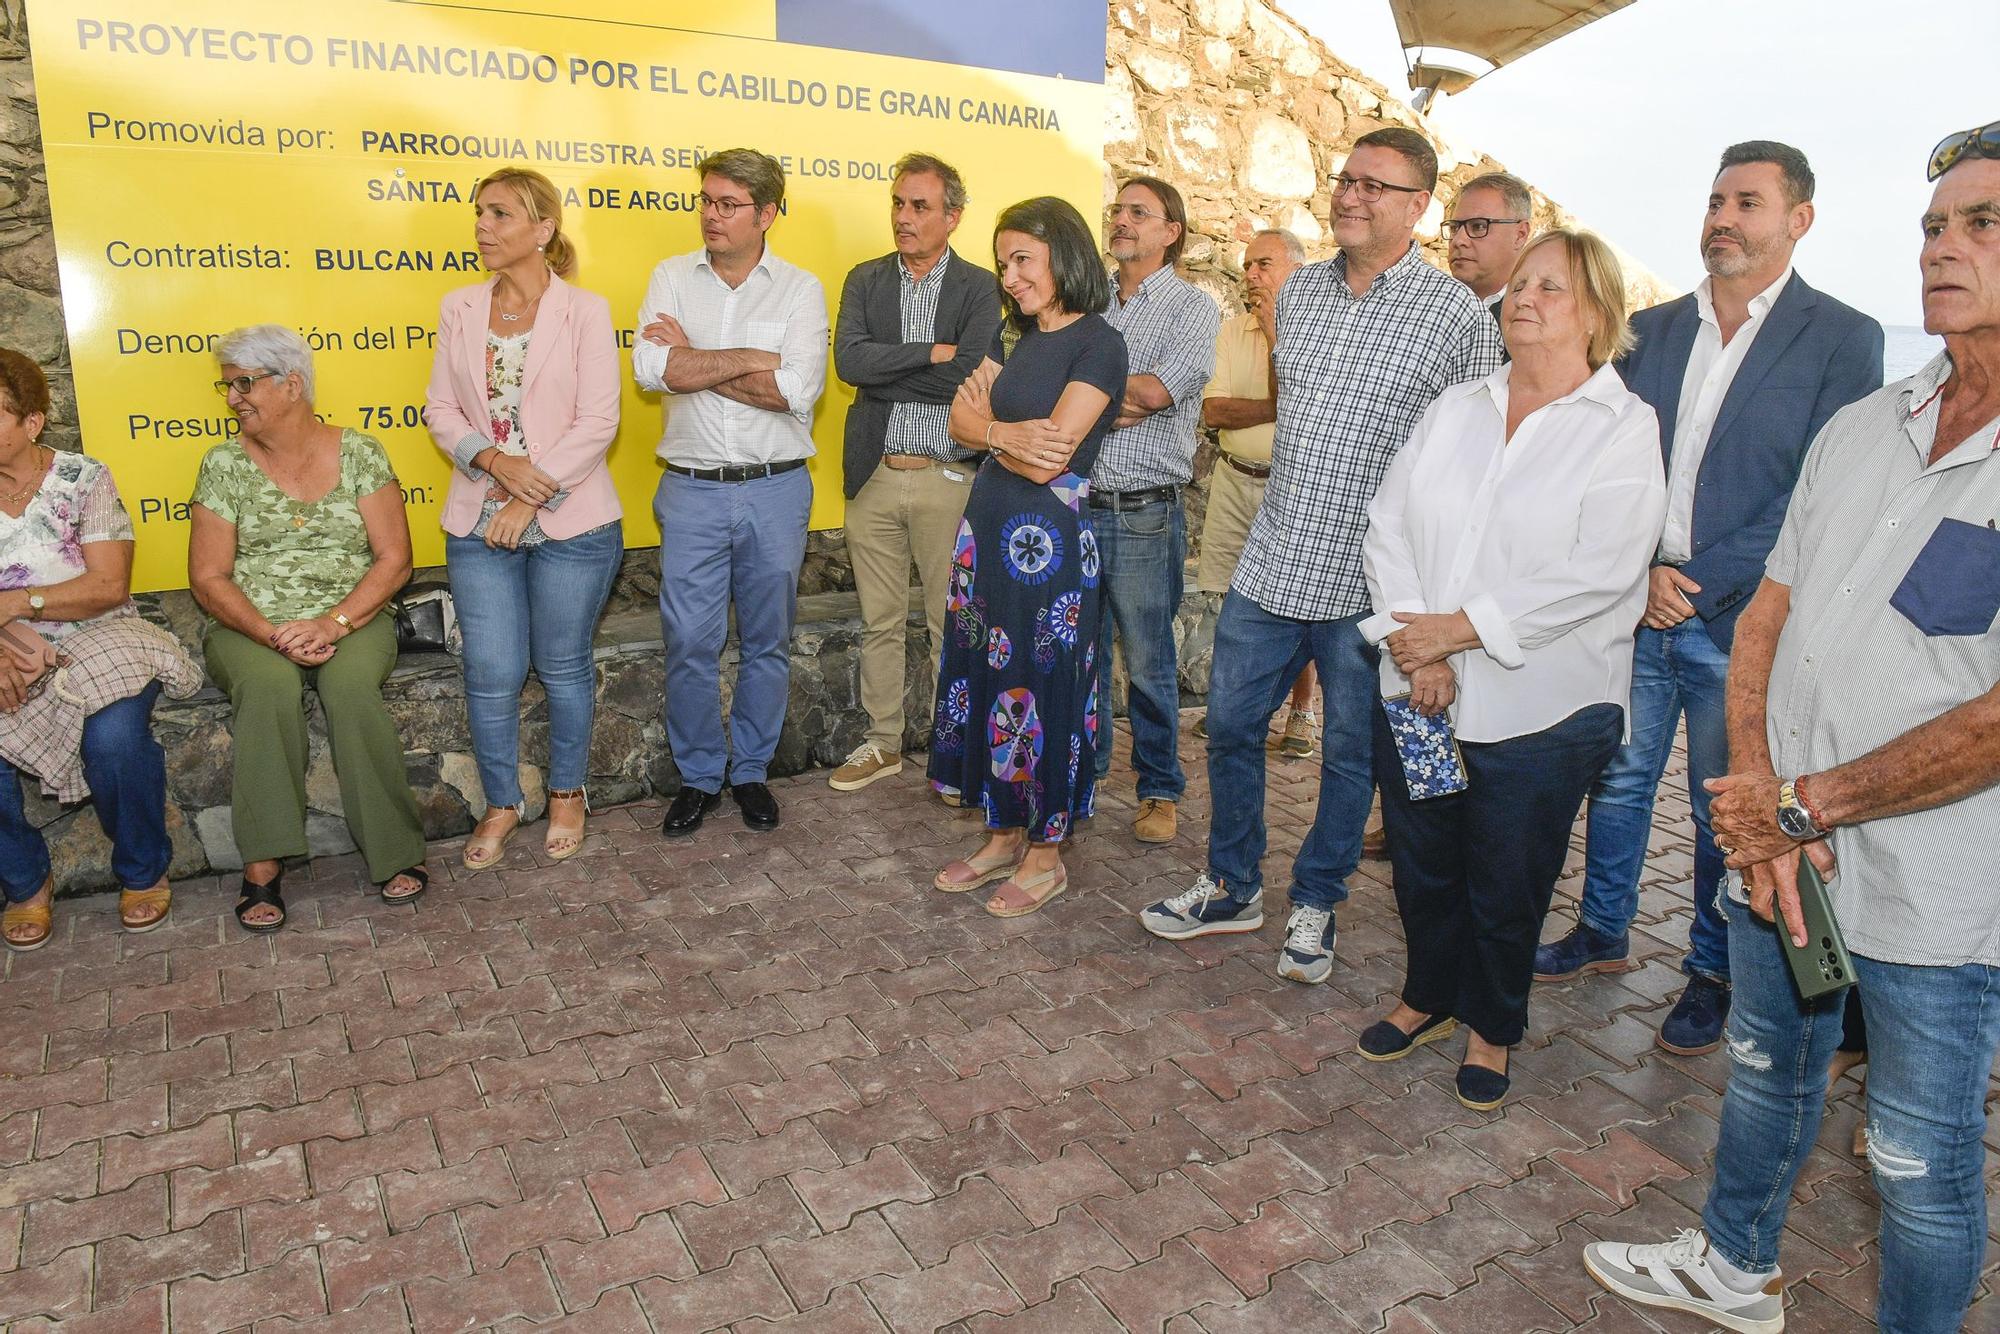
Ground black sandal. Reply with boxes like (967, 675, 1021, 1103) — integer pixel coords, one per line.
(234, 873, 286, 933)
(378, 865, 429, 904)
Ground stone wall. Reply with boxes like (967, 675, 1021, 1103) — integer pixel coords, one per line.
(1, 2, 1666, 889)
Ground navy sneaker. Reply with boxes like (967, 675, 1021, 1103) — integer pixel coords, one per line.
(1275, 905, 1336, 984)
(1658, 975, 1731, 1056)
(1532, 921, 1632, 982)
(1139, 872, 1263, 940)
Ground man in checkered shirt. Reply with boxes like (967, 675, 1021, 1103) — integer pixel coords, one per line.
(1092, 176, 1220, 846)
(1141, 127, 1504, 985)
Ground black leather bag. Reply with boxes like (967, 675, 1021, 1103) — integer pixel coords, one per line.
(390, 582, 461, 654)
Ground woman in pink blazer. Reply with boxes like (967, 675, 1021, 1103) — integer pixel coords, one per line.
(426, 167, 622, 867)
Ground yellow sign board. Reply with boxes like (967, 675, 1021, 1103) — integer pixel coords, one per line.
(30, 1, 1107, 590)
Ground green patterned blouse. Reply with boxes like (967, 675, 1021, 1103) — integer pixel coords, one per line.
(191, 429, 398, 624)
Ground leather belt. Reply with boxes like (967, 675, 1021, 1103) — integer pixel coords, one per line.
(1223, 455, 1271, 479)
(1088, 484, 1180, 512)
(665, 459, 807, 483)
(883, 454, 953, 470)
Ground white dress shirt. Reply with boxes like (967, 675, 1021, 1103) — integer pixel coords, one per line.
(1658, 266, 1792, 562)
(631, 246, 829, 467)
(1362, 363, 1667, 743)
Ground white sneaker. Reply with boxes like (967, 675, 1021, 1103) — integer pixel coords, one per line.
(1584, 1228, 1784, 1333)
(1139, 872, 1263, 939)
(1275, 905, 1335, 983)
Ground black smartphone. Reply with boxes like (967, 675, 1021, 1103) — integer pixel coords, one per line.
(1780, 851, 1856, 1001)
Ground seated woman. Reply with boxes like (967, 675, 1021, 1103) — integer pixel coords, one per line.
(1358, 229, 1666, 1110)
(425, 167, 623, 869)
(188, 325, 429, 931)
(928, 196, 1127, 916)
(0, 348, 190, 949)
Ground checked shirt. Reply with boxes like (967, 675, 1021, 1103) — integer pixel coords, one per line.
(882, 250, 964, 461)
(1234, 242, 1504, 622)
(1095, 265, 1221, 493)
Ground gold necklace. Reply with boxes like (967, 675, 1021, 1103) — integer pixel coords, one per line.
(0, 445, 48, 505)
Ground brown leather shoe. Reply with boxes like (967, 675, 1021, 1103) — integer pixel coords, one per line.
(1134, 798, 1177, 844)
(1362, 798, 1387, 858)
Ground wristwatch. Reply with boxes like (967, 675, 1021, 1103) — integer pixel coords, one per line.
(330, 612, 353, 633)
(25, 590, 44, 614)
(1776, 777, 1826, 840)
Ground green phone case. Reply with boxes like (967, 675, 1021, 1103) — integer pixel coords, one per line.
(1781, 851, 1856, 1001)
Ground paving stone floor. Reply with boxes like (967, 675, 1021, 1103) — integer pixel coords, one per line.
(4, 715, 1996, 1331)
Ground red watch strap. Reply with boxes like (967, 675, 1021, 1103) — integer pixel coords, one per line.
(1794, 775, 1828, 831)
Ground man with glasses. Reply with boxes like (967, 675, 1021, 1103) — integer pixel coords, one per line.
(1534, 142, 1882, 1060)
(1092, 176, 1220, 844)
(633, 148, 828, 839)
(1584, 124, 2000, 1334)
(828, 153, 1000, 795)
(1139, 127, 1501, 985)
(1446, 171, 1533, 326)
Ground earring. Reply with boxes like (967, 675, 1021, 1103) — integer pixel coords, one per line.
(537, 244, 545, 252)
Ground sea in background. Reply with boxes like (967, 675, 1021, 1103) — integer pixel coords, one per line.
(1885, 324, 1943, 381)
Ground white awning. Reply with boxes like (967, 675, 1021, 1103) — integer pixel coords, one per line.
(1388, 0, 1635, 93)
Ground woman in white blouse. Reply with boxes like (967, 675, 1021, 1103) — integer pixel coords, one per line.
(1356, 228, 1666, 1110)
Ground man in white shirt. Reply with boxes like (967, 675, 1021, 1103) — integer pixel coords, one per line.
(633, 148, 829, 839)
(1445, 172, 1532, 327)
(1533, 142, 1882, 1058)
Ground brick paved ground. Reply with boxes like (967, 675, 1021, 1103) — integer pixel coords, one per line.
(4, 715, 1996, 1331)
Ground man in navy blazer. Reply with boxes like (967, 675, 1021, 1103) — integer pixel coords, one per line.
(1535, 142, 1883, 1055)
(829, 154, 1002, 794)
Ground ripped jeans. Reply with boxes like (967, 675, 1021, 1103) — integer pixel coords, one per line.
(1702, 887, 2000, 1334)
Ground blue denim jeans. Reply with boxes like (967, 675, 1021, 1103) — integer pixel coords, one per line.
(1580, 621, 1731, 980)
(447, 522, 623, 806)
(1703, 894, 2000, 1333)
(0, 681, 169, 899)
(655, 467, 812, 791)
(1091, 493, 1186, 802)
(1205, 591, 1376, 910)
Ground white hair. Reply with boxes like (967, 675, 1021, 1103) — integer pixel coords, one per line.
(1251, 228, 1307, 264)
(217, 324, 314, 400)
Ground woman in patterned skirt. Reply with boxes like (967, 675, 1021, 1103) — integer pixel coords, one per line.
(929, 197, 1128, 916)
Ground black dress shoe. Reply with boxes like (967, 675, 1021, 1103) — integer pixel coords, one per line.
(661, 786, 722, 838)
(731, 781, 780, 831)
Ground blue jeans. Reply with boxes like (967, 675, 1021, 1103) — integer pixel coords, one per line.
(655, 467, 811, 791)
(447, 522, 623, 807)
(0, 682, 169, 899)
(1580, 621, 1731, 980)
(1703, 895, 2000, 1333)
(1091, 494, 1186, 801)
(1205, 591, 1376, 910)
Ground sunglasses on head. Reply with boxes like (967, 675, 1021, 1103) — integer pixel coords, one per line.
(1928, 120, 2000, 181)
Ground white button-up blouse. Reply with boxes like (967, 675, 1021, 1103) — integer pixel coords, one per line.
(1361, 363, 1667, 744)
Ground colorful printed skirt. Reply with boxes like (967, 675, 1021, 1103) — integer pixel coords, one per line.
(927, 461, 1101, 842)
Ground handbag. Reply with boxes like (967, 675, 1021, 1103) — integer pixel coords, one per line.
(1380, 693, 1469, 800)
(0, 618, 60, 686)
(389, 583, 461, 655)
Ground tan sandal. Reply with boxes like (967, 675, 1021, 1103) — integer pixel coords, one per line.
(934, 843, 1023, 892)
(985, 863, 1068, 918)
(545, 787, 588, 861)
(119, 880, 173, 932)
(3, 880, 54, 951)
(463, 804, 523, 871)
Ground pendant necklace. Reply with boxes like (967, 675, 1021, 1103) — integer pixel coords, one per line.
(0, 445, 49, 506)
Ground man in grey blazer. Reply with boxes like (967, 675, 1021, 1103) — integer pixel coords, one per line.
(829, 153, 1003, 792)
(1535, 142, 1883, 1056)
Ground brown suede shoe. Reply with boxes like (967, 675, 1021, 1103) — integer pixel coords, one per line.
(1134, 798, 1178, 844)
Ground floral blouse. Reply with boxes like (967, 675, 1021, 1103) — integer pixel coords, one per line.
(191, 429, 397, 624)
(472, 331, 546, 546)
(0, 451, 137, 643)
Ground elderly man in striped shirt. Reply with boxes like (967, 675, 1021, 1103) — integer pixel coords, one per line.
(1090, 176, 1220, 844)
(1140, 128, 1503, 984)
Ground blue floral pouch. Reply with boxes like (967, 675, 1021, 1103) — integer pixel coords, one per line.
(1381, 694, 1469, 801)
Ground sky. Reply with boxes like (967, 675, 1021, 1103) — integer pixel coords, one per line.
(1285, 0, 1999, 330)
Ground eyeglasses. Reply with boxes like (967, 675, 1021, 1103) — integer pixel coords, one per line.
(212, 371, 281, 397)
(1331, 173, 1426, 202)
(1106, 202, 1165, 223)
(1928, 120, 2000, 181)
(1444, 217, 1527, 239)
(698, 193, 756, 218)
